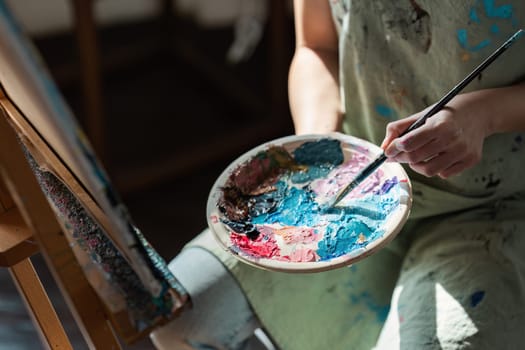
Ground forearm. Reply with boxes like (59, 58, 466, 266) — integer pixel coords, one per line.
(289, 0, 342, 135)
(482, 83, 525, 135)
(288, 46, 342, 135)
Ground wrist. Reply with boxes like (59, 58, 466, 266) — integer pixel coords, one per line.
(476, 84, 525, 135)
(474, 89, 498, 138)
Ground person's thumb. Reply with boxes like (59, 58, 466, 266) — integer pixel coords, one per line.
(380, 114, 420, 150)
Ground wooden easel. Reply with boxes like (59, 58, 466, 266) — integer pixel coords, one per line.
(0, 3, 192, 344)
(1, 72, 192, 348)
(0, 72, 189, 347)
(0, 88, 122, 349)
(0, 168, 72, 349)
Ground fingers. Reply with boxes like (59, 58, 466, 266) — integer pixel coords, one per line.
(438, 161, 467, 178)
(386, 134, 460, 164)
(379, 95, 488, 178)
(407, 149, 480, 178)
(384, 110, 462, 161)
(409, 151, 459, 177)
(380, 114, 421, 149)
(386, 139, 435, 163)
(438, 152, 480, 178)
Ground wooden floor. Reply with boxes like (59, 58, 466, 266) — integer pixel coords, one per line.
(0, 16, 294, 349)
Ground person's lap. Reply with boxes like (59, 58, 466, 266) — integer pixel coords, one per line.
(377, 196, 525, 349)
(151, 227, 407, 350)
(151, 196, 525, 350)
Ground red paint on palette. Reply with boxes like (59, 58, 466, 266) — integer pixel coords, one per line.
(230, 232, 280, 258)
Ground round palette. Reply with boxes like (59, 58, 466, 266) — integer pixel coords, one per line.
(207, 133, 412, 273)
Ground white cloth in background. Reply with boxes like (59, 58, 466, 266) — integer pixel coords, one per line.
(175, 0, 268, 63)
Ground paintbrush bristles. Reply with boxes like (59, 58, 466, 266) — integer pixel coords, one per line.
(330, 153, 387, 207)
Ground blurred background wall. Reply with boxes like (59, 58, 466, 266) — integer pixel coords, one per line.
(7, 0, 276, 35)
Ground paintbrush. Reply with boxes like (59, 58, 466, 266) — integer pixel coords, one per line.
(330, 28, 524, 207)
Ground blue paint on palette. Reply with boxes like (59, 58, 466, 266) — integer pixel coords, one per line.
(251, 182, 321, 228)
(318, 220, 377, 260)
(291, 138, 344, 183)
(251, 180, 399, 261)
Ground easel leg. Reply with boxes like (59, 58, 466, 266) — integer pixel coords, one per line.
(9, 258, 73, 350)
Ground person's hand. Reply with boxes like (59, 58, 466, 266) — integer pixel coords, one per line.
(380, 91, 492, 179)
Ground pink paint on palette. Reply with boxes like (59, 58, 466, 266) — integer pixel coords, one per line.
(310, 151, 384, 203)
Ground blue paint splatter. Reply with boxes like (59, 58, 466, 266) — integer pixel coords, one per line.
(470, 290, 485, 307)
(469, 8, 481, 23)
(459, 1, 518, 53)
(457, 29, 491, 51)
(350, 291, 390, 323)
(353, 313, 365, 323)
(490, 23, 500, 34)
(375, 104, 396, 119)
(482, 0, 513, 19)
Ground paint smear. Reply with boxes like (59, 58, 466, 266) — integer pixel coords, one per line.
(218, 138, 404, 262)
(470, 290, 485, 307)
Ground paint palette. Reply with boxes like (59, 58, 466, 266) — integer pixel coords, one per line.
(207, 133, 412, 273)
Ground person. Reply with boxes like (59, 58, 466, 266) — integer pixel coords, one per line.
(151, 1, 525, 349)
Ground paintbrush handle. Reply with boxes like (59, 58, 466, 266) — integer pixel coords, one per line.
(331, 28, 524, 207)
(399, 28, 524, 138)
